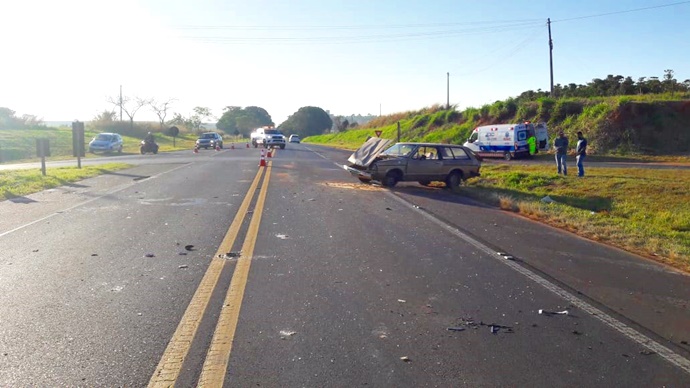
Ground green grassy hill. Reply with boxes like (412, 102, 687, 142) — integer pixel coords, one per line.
(307, 94, 690, 155)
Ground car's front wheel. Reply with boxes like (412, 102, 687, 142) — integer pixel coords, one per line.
(446, 171, 463, 193)
(382, 171, 400, 187)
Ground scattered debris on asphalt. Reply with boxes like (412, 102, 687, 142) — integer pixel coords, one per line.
(280, 330, 296, 339)
(179, 252, 188, 256)
(541, 196, 556, 204)
(400, 356, 411, 362)
(221, 251, 241, 259)
(178, 265, 189, 269)
(538, 309, 569, 316)
(184, 245, 195, 251)
(681, 340, 689, 345)
(144, 253, 155, 258)
(489, 324, 513, 334)
(640, 350, 656, 356)
(496, 252, 515, 260)
(622, 354, 629, 358)
(447, 327, 466, 332)
(386, 207, 392, 211)
(91, 253, 98, 257)
(397, 299, 406, 303)
(308, 198, 316, 201)
(137, 313, 142, 316)
(32, 249, 39, 252)
(572, 330, 582, 335)
(276, 234, 289, 239)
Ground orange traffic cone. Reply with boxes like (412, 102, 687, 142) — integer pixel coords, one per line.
(231, 144, 235, 149)
(267, 149, 272, 158)
(215, 145, 220, 151)
(259, 148, 266, 167)
(246, 143, 250, 148)
(193, 146, 199, 154)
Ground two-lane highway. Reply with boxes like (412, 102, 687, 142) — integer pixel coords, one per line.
(1, 144, 689, 386)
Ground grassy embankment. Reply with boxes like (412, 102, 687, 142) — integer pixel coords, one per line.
(0, 163, 131, 201)
(308, 95, 690, 271)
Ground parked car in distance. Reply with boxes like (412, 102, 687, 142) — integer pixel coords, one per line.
(89, 133, 123, 154)
(289, 134, 301, 143)
(196, 132, 223, 149)
(343, 138, 481, 192)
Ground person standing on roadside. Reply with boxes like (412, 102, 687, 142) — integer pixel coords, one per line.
(553, 131, 568, 175)
(576, 131, 588, 177)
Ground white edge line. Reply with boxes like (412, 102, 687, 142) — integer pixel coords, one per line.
(0, 163, 191, 239)
(386, 191, 690, 375)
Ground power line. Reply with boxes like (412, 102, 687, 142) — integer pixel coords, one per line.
(552, 1, 690, 23)
(179, 22, 543, 45)
(174, 18, 544, 31)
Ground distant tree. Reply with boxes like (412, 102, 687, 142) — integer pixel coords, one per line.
(150, 98, 176, 130)
(93, 110, 117, 122)
(279, 106, 333, 138)
(341, 119, 349, 131)
(0, 107, 43, 129)
(107, 95, 150, 129)
(216, 106, 273, 137)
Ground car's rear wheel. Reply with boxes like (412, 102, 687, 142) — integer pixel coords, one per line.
(446, 171, 463, 193)
(382, 171, 400, 187)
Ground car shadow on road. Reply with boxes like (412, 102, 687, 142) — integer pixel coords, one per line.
(386, 183, 497, 209)
(3, 191, 37, 203)
(464, 186, 613, 212)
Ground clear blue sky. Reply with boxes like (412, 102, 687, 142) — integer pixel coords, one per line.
(1, 0, 689, 125)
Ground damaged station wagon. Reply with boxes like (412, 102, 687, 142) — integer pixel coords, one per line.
(343, 138, 481, 192)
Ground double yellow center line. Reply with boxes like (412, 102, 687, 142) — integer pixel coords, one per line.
(148, 161, 273, 387)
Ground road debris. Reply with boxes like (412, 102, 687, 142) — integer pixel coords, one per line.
(144, 253, 155, 258)
(572, 330, 582, 335)
(681, 340, 689, 345)
(178, 265, 189, 269)
(91, 253, 98, 257)
(447, 327, 466, 332)
(221, 251, 241, 259)
(541, 196, 556, 204)
(179, 252, 188, 256)
(32, 249, 39, 252)
(397, 299, 406, 303)
(280, 330, 296, 339)
(184, 245, 195, 251)
(276, 234, 289, 239)
(640, 350, 656, 356)
(538, 309, 569, 316)
(386, 207, 392, 211)
(400, 356, 411, 362)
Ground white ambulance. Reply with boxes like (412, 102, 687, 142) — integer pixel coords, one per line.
(463, 122, 549, 160)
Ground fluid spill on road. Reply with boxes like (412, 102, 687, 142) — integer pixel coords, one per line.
(320, 182, 384, 191)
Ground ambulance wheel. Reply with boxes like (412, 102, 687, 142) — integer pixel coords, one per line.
(503, 152, 512, 161)
(446, 172, 463, 193)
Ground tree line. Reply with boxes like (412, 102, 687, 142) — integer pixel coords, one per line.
(517, 69, 689, 101)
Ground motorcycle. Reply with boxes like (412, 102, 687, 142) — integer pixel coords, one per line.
(140, 139, 159, 154)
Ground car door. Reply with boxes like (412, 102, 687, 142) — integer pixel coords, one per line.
(405, 146, 443, 181)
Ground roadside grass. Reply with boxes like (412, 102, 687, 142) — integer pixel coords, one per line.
(0, 163, 131, 201)
(461, 164, 690, 272)
(0, 128, 208, 163)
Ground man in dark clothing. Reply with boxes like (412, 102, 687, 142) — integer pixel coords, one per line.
(576, 131, 587, 177)
(553, 131, 568, 175)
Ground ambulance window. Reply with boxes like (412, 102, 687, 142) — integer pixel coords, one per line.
(468, 132, 478, 143)
(517, 131, 527, 141)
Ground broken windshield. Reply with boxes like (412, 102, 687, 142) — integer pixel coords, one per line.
(381, 144, 415, 157)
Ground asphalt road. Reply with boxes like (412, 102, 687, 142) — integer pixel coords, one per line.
(1, 144, 689, 386)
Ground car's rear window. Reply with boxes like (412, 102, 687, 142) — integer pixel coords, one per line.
(449, 147, 470, 160)
(96, 134, 113, 141)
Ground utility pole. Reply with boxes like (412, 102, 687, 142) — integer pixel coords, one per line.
(379, 103, 381, 116)
(547, 18, 554, 97)
(119, 85, 123, 122)
(446, 72, 450, 109)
